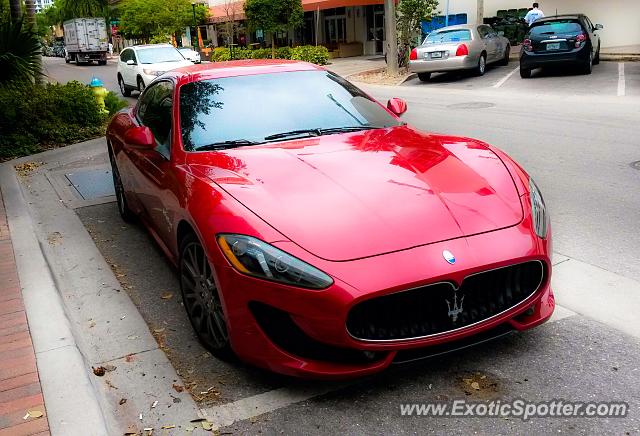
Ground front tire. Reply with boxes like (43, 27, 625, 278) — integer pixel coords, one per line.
(417, 72, 431, 82)
(179, 233, 234, 360)
(137, 76, 146, 93)
(499, 46, 510, 66)
(118, 75, 131, 97)
(593, 44, 600, 65)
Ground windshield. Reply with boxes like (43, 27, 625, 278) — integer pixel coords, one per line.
(530, 20, 583, 36)
(137, 47, 185, 64)
(179, 70, 401, 151)
(425, 29, 472, 44)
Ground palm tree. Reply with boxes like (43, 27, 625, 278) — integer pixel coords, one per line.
(9, 0, 21, 23)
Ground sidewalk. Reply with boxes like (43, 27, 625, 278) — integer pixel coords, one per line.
(325, 55, 385, 77)
(0, 192, 50, 435)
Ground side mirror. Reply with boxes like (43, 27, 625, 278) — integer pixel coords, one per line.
(595, 24, 604, 30)
(124, 126, 155, 148)
(387, 98, 407, 116)
(126, 59, 136, 66)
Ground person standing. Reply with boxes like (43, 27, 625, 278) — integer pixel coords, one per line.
(525, 2, 545, 26)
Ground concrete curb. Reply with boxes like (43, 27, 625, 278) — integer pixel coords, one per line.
(1, 140, 205, 434)
(0, 163, 108, 436)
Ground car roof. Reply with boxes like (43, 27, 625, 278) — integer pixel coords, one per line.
(130, 44, 175, 50)
(534, 14, 585, 23)
(431, 24, 477, 32)
(163, 59, 324, 83)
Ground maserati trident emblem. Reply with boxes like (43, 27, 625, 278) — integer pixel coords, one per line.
(446, 291, 464, 323)
(442, 250, 456, 265)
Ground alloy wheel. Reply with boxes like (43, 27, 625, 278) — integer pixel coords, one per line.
(180, 241, 229, 350)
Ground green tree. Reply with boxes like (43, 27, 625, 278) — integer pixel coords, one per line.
(397, 0, 438, 55)
(119, 0, 207, 43)
(56, 0, 109, 20)
(244, 0, 302, 59)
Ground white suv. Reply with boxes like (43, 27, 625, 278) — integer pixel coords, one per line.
(117, 44, 192, 96)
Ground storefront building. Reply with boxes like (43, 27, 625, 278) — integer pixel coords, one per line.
(206, 0, 639, 55)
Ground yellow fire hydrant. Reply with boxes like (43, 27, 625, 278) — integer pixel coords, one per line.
(90, 77, 109, 115)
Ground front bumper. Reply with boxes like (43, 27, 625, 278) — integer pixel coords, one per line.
(211, 217, 554, 379)
(520, 44, 590, 70)
(409, 55, 477, 74)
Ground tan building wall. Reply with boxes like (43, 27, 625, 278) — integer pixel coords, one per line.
(438, 0, 639, 48)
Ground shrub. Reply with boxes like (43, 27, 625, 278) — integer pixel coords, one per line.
(290, 45, 329, 65)
(0, 81, 107, 160)
(276, 46, 292, 59)
(104, 91, 129, 116)
(211, 45, 327, 64)
(250, 48, 272, 59)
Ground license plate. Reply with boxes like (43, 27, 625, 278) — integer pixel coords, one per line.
(546, 43, 561, 50)
(430, 52, 443, 59)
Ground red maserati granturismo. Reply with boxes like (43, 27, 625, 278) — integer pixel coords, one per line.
(106, 60, 554, 379)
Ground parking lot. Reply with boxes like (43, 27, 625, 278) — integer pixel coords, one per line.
(23, 57, 640, 433)
(403, 59, 640, 98)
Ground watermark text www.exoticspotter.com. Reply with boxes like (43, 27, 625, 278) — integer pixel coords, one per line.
(400, 400, 629, 421)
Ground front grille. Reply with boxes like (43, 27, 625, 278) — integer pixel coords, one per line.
(346, 261, 544, 341)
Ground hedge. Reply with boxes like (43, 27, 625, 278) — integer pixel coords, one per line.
(0, 81, 126, 160)
(211, 45, 328, 65)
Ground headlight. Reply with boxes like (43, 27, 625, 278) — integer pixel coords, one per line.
(217, 234, 333, 290)
(142, 69, 165, 76)
(529, 178, 549, 239)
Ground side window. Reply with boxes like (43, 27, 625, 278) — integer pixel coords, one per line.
(140, 81, 174, 155)
(478, 26, 490, 39)
(120, 49, 129, 62)
(136, 86, 155, 123)
(584, 17, 594, 31)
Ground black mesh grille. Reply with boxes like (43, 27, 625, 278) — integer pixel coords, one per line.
(346, 261, 544, 341)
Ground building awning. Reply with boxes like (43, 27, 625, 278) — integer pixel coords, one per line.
(208, 0, 386, 24)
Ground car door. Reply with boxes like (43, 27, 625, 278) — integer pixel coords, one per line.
(477, 26, 497, 62)
(487, 28, 504, 62)
(584, 16, 600, 53)
(127, 80, 177, 244)
(120, 49, 134, 86)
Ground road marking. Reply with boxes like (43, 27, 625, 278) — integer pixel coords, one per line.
(200, 304, 575, 430)
(493, 66, 520, 88)
(617, 63, 625, 97)
(200, 382, 351, 430)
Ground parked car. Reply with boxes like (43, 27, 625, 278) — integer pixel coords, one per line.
(178, 47, 201, 63)
(520, 14, 602, 78)
(409, 24, 511, 81)
(107, 60, 554, 379)
(117, 44, 192, 96)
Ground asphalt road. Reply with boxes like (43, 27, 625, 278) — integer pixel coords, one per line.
(45, 55, 640, 434)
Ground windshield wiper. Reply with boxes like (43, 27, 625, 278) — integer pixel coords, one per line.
(194, 139, 260, 151)
(318, 126, 386, 134)
(263, 129, 322, 141)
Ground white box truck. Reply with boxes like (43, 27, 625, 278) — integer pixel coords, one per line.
(63, 17, 109, 65)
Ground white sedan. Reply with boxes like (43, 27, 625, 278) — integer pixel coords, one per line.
(178, 47, 201, 64)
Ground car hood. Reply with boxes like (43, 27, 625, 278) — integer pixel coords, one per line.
(144, 60, 193, 72)
(188, 126, 523, 261)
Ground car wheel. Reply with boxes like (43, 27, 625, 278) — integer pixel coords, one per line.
(418, 72, 431, 82)
(118, 75, 131, 97)
(137, 76, 145, 92)
(109, 149, 135, 222)
(593, 44, 600, 65)
(499, 46, 510, 66)
(476, 53, 487, 76)
(583, 49, 593, 75)
(98, 60, 106, 66)
(179, 233, 234, 360)
(520, 67, 532, 78)
(65, 56, 70, 64)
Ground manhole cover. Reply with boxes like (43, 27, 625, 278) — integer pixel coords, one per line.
(631, 161, 640, 170)
(65, 169, 115, 200)
(447, 102, 496, 110)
